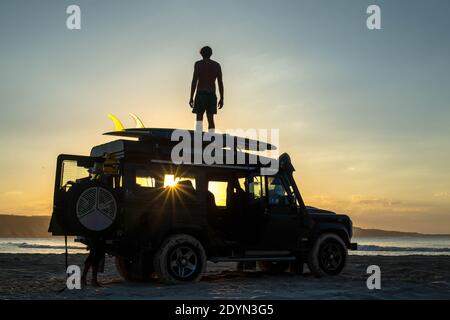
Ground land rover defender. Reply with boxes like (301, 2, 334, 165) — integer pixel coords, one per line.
(49, 124, 357, 282)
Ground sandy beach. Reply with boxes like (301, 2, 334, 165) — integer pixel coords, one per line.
(0, 253, 449, 300)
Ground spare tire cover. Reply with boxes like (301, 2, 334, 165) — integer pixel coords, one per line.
(76, 186, 117, 231)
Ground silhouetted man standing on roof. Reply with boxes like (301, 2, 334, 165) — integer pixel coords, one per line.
(189, 46, 224, 132)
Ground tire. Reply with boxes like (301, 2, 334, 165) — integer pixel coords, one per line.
(153, 234, 207, 283)
(258, 261, 290, 274)
(308, 233, 347, 277)
(66, 180, 118, 236)
(289, 259, 304, 275)
(115, 256, 135, 281)
(115, 255, 154, 282)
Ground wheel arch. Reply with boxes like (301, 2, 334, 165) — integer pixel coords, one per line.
(155, 225, 212, 256)
(312, 223, 351, 247)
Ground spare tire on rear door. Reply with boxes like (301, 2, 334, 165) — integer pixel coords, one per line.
(65, 180, 119, 236)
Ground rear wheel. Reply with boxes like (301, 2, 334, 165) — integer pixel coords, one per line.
(115, 255, 154, 282)
(115, 256, 134, 281)
(308, 233, 347, 277)
(153, 234, 207, 283)
(258, 261, 290, 274)
(289, 259, 304, 275)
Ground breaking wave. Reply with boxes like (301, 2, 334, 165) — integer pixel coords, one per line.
(8, 242, 84, 250)
(358, 245, 450, 253)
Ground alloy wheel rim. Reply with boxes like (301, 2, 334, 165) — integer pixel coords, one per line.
(169, 246, 198, 278)
(320, 242, 343, 271)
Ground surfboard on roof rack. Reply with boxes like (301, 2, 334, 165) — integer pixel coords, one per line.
(105, 114, 277, 152)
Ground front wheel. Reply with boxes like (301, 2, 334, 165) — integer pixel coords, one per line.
(308, 233, 347, 277)
(153, 234, 207, 283)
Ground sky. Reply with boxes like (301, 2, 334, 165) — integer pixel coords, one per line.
(0, 0, 449, 233)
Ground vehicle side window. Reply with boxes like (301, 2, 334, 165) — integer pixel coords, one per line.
(164, 174, 196, 189)
(207, 181, 228, 207)
(249, 176, 265, 200)
(267, 176, 290, 206)
(288, 184, 299, 206)
(60, 160, 90, 190)
(135, 168, 157, 188)
(135, 170, 157, 188)
(238, 177, 246, 191)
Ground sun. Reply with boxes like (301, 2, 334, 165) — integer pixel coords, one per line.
(164, 174, 177, 187)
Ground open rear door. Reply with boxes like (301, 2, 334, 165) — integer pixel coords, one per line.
(48, 154, 96, 235)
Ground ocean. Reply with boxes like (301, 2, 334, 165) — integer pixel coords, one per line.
(1, 236, 450, 255)
(0, 237, 87, 254)
(352, 236, 450, 256)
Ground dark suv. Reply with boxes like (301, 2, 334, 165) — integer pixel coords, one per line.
(49, 127, 357, 282)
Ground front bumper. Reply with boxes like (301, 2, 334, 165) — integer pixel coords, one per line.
(349, 242, 358, 250)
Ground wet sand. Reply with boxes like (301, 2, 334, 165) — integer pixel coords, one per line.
(0, 254, 449, 299)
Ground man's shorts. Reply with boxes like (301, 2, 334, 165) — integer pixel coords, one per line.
(192, 90, 217, 115)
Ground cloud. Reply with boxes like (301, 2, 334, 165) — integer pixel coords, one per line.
(350, 195, 404, 207)
(434, 191, 450, 198)
(0, 191, 23, 197)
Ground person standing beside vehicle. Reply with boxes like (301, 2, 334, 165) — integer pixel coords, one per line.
(81, 237, 105, 287)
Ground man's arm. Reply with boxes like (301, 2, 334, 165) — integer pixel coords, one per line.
(189, 62, 199, 108)
(217, 64, 224, 109)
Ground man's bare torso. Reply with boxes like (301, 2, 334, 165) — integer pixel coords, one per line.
(195, 59, 221, 93)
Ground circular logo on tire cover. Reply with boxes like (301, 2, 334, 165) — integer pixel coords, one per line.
(76, 187, 117, 231)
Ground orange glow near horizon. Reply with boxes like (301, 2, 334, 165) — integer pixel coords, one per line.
(1, 1, 450, 234)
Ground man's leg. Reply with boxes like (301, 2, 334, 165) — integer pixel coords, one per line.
(81, 259, 91, 286)
(206, 113, 215, 132)
(91, 263, 100, 287)
(195, 112, 204, 132)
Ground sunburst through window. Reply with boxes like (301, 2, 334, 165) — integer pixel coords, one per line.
(163, 174, 196, 189)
